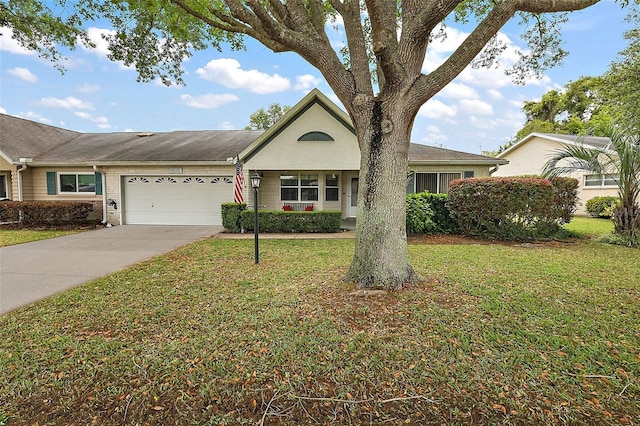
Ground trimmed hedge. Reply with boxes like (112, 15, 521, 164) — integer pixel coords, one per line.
(221, 202, 247, 232)
(446, 177, 578, 241)
(585, 196, 619, 218)
(406, 192, 458, 235)
(240, 210, 342, 233)
(0, 201, 95, 228)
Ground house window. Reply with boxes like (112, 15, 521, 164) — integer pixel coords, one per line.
(0, 174, 7, 199)
(463, 171, 475, 179)
(325, 174, 339, 201)
(280, 174, 319, 201)
(414, 172, 461, 194)
(59, 173, 96, 193)
(584, 174, 619, 187)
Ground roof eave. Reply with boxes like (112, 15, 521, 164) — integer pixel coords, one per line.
(409, 159, 508, 166)
(18, 160, 234, 167)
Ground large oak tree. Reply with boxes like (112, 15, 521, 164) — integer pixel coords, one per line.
(2, 0, 629, 289)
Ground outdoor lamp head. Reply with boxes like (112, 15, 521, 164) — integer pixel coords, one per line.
(251, 173, 262, 189)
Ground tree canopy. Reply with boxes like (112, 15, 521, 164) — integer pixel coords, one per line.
(490, 6, 639, 157)
(2, 0, 633, 289)
(244, 103, 291, 130)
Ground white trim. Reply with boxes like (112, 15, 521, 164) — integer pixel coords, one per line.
(498, 132, 612, 158)
(57, 172, 97, 195)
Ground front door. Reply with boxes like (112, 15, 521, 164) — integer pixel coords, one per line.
(347, 176, 359, 217)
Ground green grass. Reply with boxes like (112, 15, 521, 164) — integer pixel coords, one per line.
(0, 229, 83, 247)
(563, 216, 614, 239)
(0, 237, 638, 425)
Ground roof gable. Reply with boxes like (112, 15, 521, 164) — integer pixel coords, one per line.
(498, 132, 612, 158)
(241, 89, 355, 164)
(242, 94, 360, 170)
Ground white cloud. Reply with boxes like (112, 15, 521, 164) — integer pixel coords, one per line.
(423, 26, 469, 72)
(7, 67, 38, 83)
(218, 121, 236, 130)
(0, 107, 6, 114)
(179, 93, 239, 109)
(294, 74, 322, 91)
(419, 124, 448, 144)
(458, 99, 493, 115)
(486, 88, 503, 100)
(0, 27, 35, 55)
(424, 25, 552, 90)
(418, 99, 457, 119)
(469, 109, 524, 131)
(74, 111, 111, 129)
(19, 111, 54, 125)
(81, 27, 114, 57)
(80, 27, 133, 71)
(76, 83, 100, 93)
(37, 96, 94, 110)
(440, 82, 479, 100)
(196, 58, 290, 94)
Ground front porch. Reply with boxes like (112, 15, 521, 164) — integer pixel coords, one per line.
(247, 170, 359, 220)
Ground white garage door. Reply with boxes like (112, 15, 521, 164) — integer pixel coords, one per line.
(123, 175, 234, 225)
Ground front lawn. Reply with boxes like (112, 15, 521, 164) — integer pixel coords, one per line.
(0, 236, 638, 425)
(0, 229, 83, 247)
(563, 216, 614, 239)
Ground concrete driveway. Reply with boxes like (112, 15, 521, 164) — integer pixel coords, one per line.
(0, 225, 223, 315)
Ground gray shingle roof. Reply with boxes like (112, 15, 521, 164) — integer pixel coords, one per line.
(0, 113, 80, 162)
(1, 112, 504, 166)
(409, 143, 506, 164)
(40, 130, 264, 163)
(537, 133, 611, 149)
(0, 113, 263, 163)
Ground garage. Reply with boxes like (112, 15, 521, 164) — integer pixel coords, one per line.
(122, 175, 234, 225)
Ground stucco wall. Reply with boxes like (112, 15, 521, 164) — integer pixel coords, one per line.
(494, 136, 619, 215)
(245, 103, 361, 171)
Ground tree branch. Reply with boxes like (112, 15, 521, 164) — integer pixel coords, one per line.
(413, 1, 518, 105)
(335, 0, 373, 97)
(366, 0, 401, 85)
(516, 0, 600, 13)
(397, 0, 460, 90)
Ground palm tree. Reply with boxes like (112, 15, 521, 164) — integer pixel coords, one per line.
(543, 126, 640, 241)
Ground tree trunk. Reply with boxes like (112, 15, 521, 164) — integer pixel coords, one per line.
(344, 97, 422, 290)
(614, 205, 640, 237)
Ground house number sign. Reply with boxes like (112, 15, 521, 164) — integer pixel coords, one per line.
(169, 168, 183, 174)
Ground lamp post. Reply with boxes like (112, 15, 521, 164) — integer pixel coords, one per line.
(251, 173, 261, 264)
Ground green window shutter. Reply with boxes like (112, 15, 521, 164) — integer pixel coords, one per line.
(46, 172, 57, 195)
(406, 173, 415, 194)
(94, 172, 103, 195)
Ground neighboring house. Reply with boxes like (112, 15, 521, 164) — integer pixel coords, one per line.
(493, 132, 618, 215)
(1, 89, 506, 226)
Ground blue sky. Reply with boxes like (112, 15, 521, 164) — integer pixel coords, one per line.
(0, 1, 633, 154)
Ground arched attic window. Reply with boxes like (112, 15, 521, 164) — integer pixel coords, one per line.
(297, 131, 335, 141)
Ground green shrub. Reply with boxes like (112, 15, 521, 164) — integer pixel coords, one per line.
(406, 193, 435, 236)
(548, 177, 580, 223)
(0, 201, 95, 228)
(447, 177, 578, 241)
(585, 196, 619, 218)
(221, 202, 247, 232)
(405, 192, 458, 235)
(240, 210, 341, 233)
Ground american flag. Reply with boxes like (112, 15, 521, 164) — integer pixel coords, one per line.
(233, 156, 245, 204)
